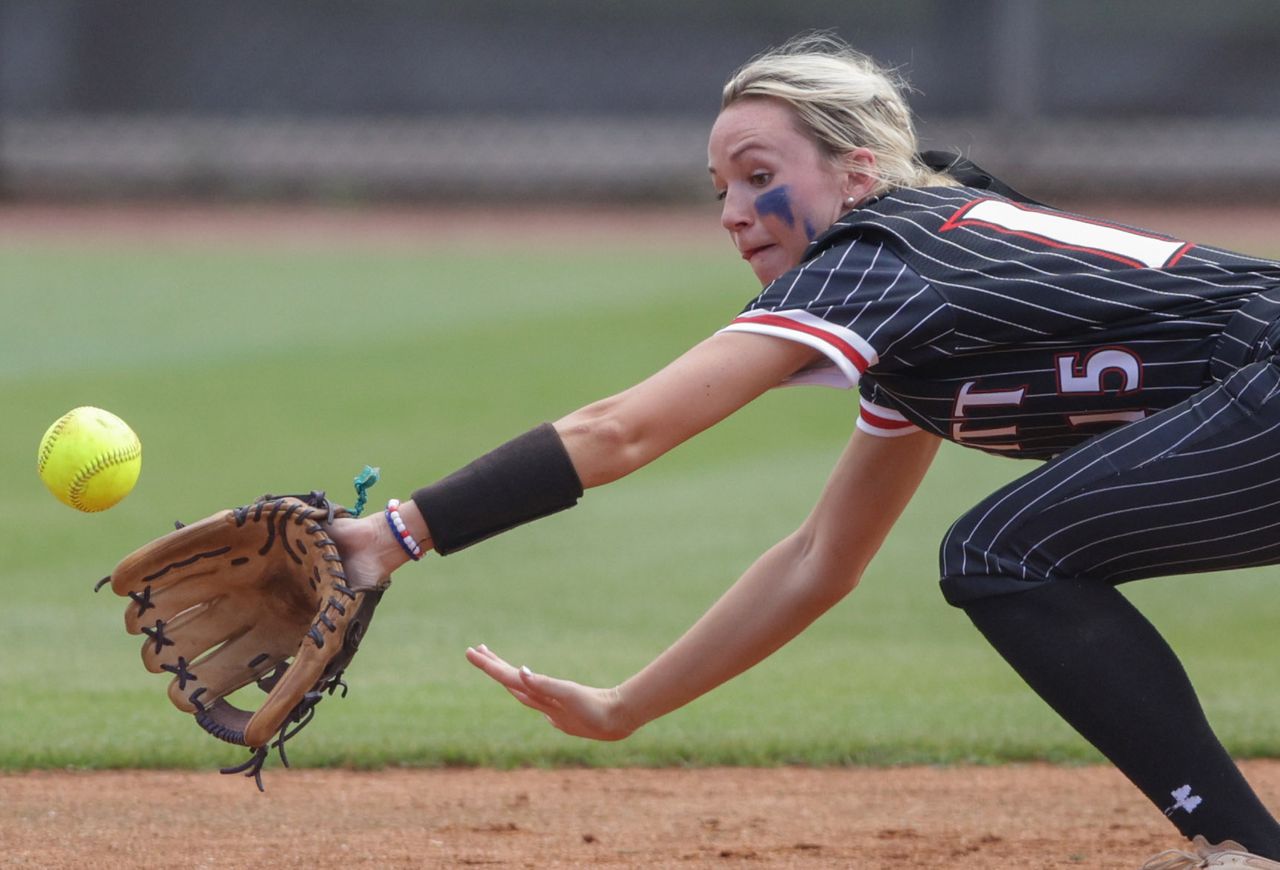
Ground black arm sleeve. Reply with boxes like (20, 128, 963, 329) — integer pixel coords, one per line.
(411, 423, 584, 555)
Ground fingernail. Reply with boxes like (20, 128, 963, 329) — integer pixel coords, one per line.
(520, 665, 533, 677)
(479, 643, 489, 652)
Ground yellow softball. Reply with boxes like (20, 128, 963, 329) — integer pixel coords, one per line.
(37, 406, 142, 512)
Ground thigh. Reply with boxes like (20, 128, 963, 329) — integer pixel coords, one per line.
(940, 359, 1280, 605)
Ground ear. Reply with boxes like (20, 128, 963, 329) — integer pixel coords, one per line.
(838, 147, 879, 204)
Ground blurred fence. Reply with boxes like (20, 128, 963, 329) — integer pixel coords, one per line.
(4, 0, 1280, 202)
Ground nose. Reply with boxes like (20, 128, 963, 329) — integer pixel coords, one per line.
(720, 186, 754, 233)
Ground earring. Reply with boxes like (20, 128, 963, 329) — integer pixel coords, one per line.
(843, 196, 857, 207)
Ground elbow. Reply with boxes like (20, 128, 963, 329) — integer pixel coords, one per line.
(819, 565, 864, 607)
(791, 527, 865, 606)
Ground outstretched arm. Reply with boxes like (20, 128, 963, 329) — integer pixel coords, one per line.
(330, 332, 822, 580)
(467, 427, 940, 739)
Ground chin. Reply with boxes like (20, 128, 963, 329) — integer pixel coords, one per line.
(753, 264, 786, 286)
(753, 247, 804, 285)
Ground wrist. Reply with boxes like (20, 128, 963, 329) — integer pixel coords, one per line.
(384, 499, 425, 562)
(372, 498, 433, 569)
(392, 498, 432, 548)
(608, 683, 648, 738)
(367, 511, 412, 574)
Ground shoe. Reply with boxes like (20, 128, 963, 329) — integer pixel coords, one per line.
(1141, 835, 1280, 868)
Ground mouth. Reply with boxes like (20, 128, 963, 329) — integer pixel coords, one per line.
(740, 244, 774, 262)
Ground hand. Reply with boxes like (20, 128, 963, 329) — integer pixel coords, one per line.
(327, 513, 403, 591)
(465, 644, 637, 741)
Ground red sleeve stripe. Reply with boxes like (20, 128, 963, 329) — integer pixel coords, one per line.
(719, 309, 876, 387)
(857, 399, 920, 438)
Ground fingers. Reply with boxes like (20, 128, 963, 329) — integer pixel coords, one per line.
(465, 644, 562, 718)
(464, 644, 521, 689)
(463, 644, 630, 742)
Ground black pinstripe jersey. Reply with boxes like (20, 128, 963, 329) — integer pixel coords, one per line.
(721, 186, 1280, 460)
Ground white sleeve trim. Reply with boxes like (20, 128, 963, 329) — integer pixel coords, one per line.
(718, 309, 877, 389)
(857, 397, 921, 438)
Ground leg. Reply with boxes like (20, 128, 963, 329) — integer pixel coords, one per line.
(965, 579, 1280, 855)
(941, 361, 1280, 857)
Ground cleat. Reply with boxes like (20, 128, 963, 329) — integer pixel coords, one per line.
(1141, 835, 1280, 869)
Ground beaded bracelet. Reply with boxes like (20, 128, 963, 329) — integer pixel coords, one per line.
(384, 498, 424, 561)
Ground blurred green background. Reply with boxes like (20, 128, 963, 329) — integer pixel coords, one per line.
(4, 224, 1278, 773)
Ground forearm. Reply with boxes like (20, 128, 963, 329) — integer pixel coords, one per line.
(614, 531, 856, 732)
(554, 398, 643, 488)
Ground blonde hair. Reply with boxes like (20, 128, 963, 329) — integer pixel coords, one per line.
(721, 33, 957, 196)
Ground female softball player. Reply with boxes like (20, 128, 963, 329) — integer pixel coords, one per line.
(332, 34, 1280, 868)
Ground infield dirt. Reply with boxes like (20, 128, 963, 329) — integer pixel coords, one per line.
(6, 762, 1280, 868)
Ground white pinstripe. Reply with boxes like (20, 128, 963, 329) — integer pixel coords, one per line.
(1036, 484, 1280, 580)
(1052, 423, 1280, 506)
(839, 241, 883, 308)
(1099, 537, 1280, 582)
(875, 303, 952, 362)
(809, 240, 857, 313)
(846, 260, 909, 332)
(864, 283, 932, 345)
(1135, 374, 1252, 461)
(774, 255, 817, 310)
(1093, 515, 1280, 581)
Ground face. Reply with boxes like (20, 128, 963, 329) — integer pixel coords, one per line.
(708, 98, 875, 285)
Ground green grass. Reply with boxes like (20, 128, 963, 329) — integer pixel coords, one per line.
(3, 232, 1279, 772)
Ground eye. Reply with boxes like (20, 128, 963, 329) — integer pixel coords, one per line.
(714, 189, 727, 202)
(749, 171, 773, 187)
